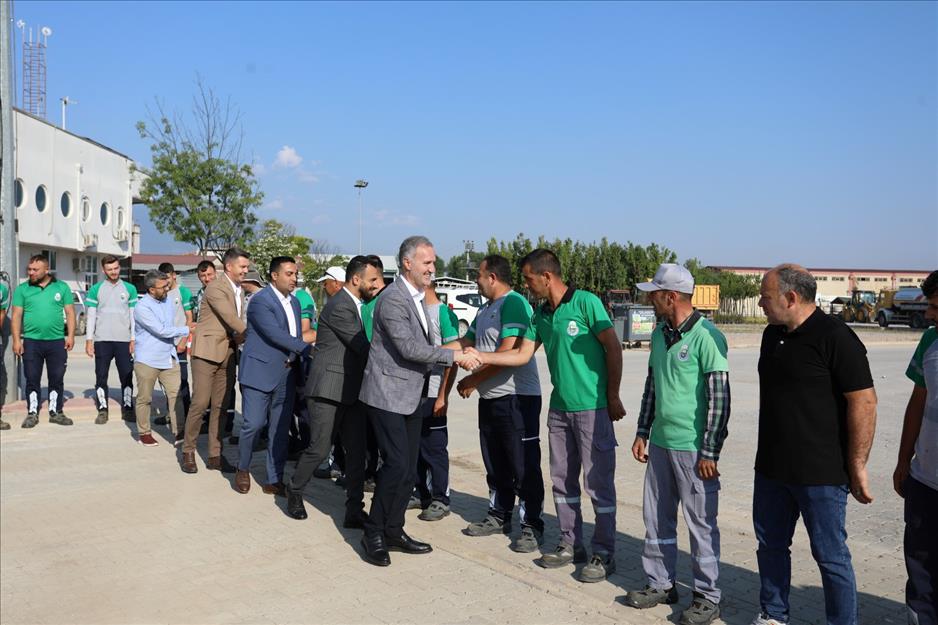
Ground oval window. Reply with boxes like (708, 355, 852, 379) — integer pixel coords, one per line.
(61, 192, 72, 217)
(14, 179, 25, 208)
(116, 206, 125, 230)
(100, 202, 110, 225)
(81, 197, 91, 221)
(36, 185, 47, 212)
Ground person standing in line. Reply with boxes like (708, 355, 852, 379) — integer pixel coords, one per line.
(750, 264, 877, 625)
(11, 255, 75, 427)
(360, 255, 386, 489)
(468, 248, 625, 583)
(179, 248, 249, 474)
(85, 255, 138, 424)
(192, 260, 217, 321)
(235, 257, 312, 495)
(154, 262, 194, 428)
(456, 254, 545, 553)
(623, 264, 729, 625)
(1, 279, 10, 430)
(411, 283, 460, 521)
(132, 270, 192, 447)
(893, 270, 938, 625)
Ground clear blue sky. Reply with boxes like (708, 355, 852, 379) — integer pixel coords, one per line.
(13, 0, 938, 269)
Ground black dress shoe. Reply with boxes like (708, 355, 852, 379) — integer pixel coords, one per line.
(385, 531, 432, 554)
(286, 486, 308, 520)
(343, 511, 369, 529)
(361, 534, 391, 567)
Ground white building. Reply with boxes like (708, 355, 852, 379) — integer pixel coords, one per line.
(12, 108, 142, 292)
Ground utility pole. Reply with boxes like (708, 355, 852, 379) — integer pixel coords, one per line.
(463, 239, 474, 281)
(1, 0, 21, 403)
(60, 95, 76, 130)
(354, 179, 368, 254)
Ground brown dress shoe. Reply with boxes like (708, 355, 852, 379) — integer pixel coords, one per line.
(235, 470, 251, 493)
(206, 455, 236, 473)
(181, 451, 198, 474)
(262, 482, 286, 496)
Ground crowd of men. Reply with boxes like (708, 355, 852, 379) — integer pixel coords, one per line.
(0, 239, 935, 625)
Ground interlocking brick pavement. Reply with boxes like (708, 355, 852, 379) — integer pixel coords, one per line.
(0, 338, 916, 624)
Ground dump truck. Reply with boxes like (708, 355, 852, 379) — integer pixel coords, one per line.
(875, 287, 930, 328)
(692, 284, 720, 317)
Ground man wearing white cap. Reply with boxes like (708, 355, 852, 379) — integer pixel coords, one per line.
(623, 263, 730, 625)
(317, 266, 346, 300)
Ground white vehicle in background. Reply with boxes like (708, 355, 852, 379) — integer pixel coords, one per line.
(434, 277, 487, 338)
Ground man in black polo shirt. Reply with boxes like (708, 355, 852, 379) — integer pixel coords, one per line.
(752, 264, 877, 625)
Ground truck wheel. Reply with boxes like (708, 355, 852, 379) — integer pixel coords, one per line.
(876, 312, 888, 328)
(458, 319, 469, 338)
(911, 313, 926, 329)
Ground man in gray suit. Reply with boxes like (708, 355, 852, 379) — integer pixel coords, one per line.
(286, 256, 384, 526)
(358, 236, 480, 566)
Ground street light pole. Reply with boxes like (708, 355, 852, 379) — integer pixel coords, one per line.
(354, 179, 368, 254)
(463, 239, 474, 281)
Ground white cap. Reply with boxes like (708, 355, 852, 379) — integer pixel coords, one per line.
(316, 266, 345, 283)
(636, 263, 695, 295)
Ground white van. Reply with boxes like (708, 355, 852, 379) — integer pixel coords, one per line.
(434, 278, 487, 338)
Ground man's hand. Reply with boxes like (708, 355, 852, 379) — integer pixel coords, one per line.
(631, 436, 648, 463)
(607, 394, 626, 421)
(457, 375, 478, 399)
(85, 340, 95, 358)
(233, 332, 246, 345)
(129, 340, 135, 356)
(433, 395, 448, 417)
(65, 336, 74, 351)
(893, 461, 910, 498)
(697, 458, 720, 480)
(849, 466, 874, 504)
(12, 337, 23, 356)
(454, 349, 481, 371)
(176, 337, 187, 352)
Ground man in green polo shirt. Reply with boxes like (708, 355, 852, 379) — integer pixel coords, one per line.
(11, 254, 76, 427)
(293, 285, 318, 343)
(0, 280, 10, 430)
(623, 263, 730, 625)
(472, 248, 625, 583)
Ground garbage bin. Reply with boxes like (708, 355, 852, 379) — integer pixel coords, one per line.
(621, 305, 656, 346)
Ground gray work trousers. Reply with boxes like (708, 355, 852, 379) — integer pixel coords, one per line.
(642, 442, 721, 603)
(547, 408, 617, 555)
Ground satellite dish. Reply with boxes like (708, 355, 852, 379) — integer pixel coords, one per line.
(41, 26, 52, 37)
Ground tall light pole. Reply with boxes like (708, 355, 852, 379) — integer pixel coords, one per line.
(354, 179, 368, 254)
(463, 239, 474, 281)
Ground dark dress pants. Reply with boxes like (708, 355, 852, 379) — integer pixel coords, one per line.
(364, 402, 427, 539)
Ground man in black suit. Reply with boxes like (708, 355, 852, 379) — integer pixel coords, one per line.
(286, 256, 383, 527)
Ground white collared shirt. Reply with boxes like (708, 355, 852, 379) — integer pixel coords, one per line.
(343, 287, 363, 322)
(224, 273, 243, 317)
(271, 286, 298, 337)
(402, 277, 428, 334)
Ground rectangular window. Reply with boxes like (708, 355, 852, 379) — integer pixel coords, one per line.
(856, 276, 870, 282)
(816, 276, 828, 281)
(832, 276, 846, 282)
(874, 277, 887, 282)
(40, 249, 58, 273)
(900, 278, 915, 283)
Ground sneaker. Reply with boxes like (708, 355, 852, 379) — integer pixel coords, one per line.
(139, 433, 159, 447)
(1, 419, 11, 430)
(464, 514, 511, 537)
(622, 585, 679, 609)
(749, 613, 786, 625)
(95, 410, 108, 425)
(49, 412, 73, 426)
(579, 552, 616, 583)
(510, 526, 544, 553)
(418, 501, 451, 521)
(679, 594, 720, 625)
(538, 542, 588, 569)
(407, 495, 424, 510)
(22, 413, 39, 428)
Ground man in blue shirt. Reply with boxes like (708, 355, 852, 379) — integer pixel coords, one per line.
(133, 270, 193, 447)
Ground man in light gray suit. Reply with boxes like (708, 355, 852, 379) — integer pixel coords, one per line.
(286, 256, 383, 526)
(358, 236, 481, 566)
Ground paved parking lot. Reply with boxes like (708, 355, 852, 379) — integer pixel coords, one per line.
(0, 335, 919, 625)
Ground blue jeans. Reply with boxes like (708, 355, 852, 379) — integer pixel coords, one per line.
(753, 472, 857, 625)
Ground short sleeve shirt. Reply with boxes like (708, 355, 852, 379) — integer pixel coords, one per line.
(530, 288, 613, 411)
(906, 328, 938, 491)
(466, 290, 541, 399)
(756, 308, 874, 485)
(648, 317, 728, 451)
(86, 280, 138, 342)
(12, 278, 73, 340)
(0, 282, 9, 311)
(294, 288, 318, 330)
(426, 303, 458, 398)
(168, 285, 193, 328)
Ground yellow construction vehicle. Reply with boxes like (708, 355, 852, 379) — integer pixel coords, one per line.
(840, 290, 876, 323)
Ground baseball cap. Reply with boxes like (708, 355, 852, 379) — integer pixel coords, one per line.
(316, 266, 345, 283)
(635, 263, 695, 295)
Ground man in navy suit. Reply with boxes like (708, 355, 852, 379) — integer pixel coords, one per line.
(235, 256, 313, 495)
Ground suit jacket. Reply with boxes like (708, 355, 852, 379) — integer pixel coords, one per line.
(305, 288, 370, 404)
(238, 286, 309, 393)
(359, 277, 454, 415)
(190, 274, 247, 364)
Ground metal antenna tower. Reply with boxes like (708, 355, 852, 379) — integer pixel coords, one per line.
(17, 21, 51, 118)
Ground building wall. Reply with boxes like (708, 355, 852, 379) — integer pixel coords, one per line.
(717, 266, 930, 299)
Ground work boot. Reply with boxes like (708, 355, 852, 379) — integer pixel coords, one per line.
(679, 594, 720, 625)
(621, 585, 679, 609)
(49, 412, 73, 426)
(464, 514, 511, 537)
(0, 418, 10, 430)
(579, 552, 616, 583)
(418, 501, 450, 521)
(22, 413, 39, 428)
(95, 410, 108, 425)
(538, 542, 588, 569)
(510, 526, 544, 553)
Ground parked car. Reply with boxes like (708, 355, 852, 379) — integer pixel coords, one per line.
(69, 290, 87, 336)
(435, 283, 486, 338)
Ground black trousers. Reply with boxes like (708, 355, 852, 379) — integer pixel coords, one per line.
(290, 397, 367, 517)
(478, 394, 544, 531)
(23, 338, 67, 414)
(416, 399, 449, 506)
(364, 402, 427, 539)
(93, 341, 133, 411)
(904, 475, 938, 624)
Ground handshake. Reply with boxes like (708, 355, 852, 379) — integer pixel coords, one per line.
(453, 346, 484, 371)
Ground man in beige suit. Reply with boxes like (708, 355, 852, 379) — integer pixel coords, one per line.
(180, 248, 250, 474)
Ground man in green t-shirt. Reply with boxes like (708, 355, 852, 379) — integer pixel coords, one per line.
(11, 254, 76, 427)
(0, 280, 10, 430)
(623, 264, 730, 625)
(472, 248, 625, 583)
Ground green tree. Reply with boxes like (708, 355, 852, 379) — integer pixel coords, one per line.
(134, 78, 263, 253)
(247, 219, 314, 280)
